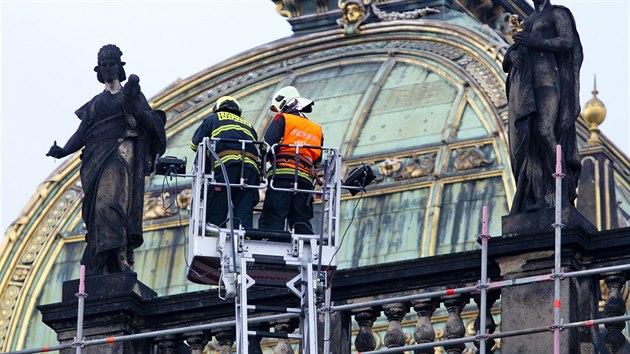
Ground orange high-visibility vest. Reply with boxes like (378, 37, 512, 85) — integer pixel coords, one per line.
(275, 113, 323, 180)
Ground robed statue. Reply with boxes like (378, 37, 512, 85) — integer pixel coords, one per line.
(503, 0, 583, 213)
(47, 45, 167, 275)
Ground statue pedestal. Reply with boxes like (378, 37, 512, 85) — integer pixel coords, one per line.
(61, 272, 156, 302)
(496, 249, 597, 354)
(498, 207, 598, 353)
(39, 272, 156, 354)
(501, 205, 597, 237)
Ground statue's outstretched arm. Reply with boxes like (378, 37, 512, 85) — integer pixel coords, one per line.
(46, 119, 87, 159)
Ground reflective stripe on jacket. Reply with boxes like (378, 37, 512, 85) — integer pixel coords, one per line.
(191, 110, 260, 172)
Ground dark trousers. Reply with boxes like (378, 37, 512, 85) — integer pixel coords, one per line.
(258, 179, 314, 234)
(206, 166, 259, 229)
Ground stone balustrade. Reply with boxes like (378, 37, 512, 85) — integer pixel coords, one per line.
(39, 227, 630, 353)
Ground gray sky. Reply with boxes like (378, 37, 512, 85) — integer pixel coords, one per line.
(1, 0, 629, 235)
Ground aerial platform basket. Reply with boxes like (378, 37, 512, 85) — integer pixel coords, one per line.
(185, 137, 342, 287)
(179, 137, 354, 353)
(187, 226, 337, 285)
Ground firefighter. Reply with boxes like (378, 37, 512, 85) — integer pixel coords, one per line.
(190, 96, 260, 229)
(259, 86, 323, 234)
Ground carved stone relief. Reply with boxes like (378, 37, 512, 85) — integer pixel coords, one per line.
(378, 156, 403, 177)
(398, 154, 435, 179)
(347, 152, 436, 186)
(143, 188, 192, 221)
(452, 145, 494, 172)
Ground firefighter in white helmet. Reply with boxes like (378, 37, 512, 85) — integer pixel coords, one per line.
(259, 86, 323, 234)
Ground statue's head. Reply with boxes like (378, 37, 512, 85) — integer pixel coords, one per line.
(94, 44, 127, 83)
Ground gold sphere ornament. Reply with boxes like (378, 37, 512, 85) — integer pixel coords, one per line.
(583, 75, 607, 146)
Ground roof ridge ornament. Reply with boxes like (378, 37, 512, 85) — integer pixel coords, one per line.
(371, 2, 440, 22)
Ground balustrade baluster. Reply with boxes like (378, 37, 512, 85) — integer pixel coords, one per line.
(383, 302, 409, 348)
(353, 307, 379, 352)
(185, 331, 209, 354)
(604, 273, 628, 354)
(473, 291, 499, 353)
(413, 298, 438, 354)
(272, 319, 296, 354)
(443, 295, 468, 354)
(214, 327, 235, 354)
(156, 335, 179, 354)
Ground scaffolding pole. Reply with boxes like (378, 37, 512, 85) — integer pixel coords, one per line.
(552, 145, 565, 354)
(477, 205, 490, 353)
(74, 266, 87, 354)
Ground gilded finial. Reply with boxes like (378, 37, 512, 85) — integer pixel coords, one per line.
(583, 75, 607, 146)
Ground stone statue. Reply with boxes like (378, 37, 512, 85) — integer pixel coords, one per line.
(46, 45, 167, 275)
(502, 0, 583, 213)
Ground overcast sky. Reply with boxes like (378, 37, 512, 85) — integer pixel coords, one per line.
(1, 0, 629, 235)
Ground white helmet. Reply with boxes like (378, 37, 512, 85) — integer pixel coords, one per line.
(270, 86, 313, 112)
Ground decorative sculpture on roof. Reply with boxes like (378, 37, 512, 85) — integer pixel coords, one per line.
(508, 14, 523, 35)
(46, 44, 167, 275)
(371, 2, 439, 21)
(502, 0, 582, 213)
(398, 154, 435, 179)
(378, 156, 402, 177)
(453, 146, 494, 172)
(338, 0, 371, 35)
(143, 192, 177, 220)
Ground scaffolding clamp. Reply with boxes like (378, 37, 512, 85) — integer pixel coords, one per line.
(550, 268, 564, 279)
(549, 319, 565, 332)
(476, 279, 490, 291)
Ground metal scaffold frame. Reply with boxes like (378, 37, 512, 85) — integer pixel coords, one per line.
(185, 137, 343, 354)
(5, 143, 630, 354)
